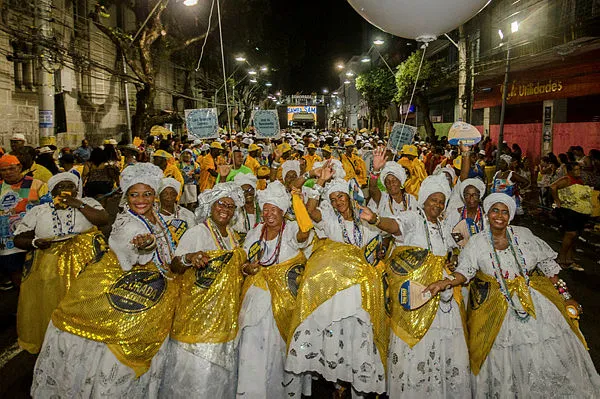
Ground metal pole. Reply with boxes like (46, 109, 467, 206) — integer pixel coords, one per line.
(122, 55, 133, 143)
(495, 46, 511, 169)
(37, 0, 55, 146)
(216, 0, 232, 134)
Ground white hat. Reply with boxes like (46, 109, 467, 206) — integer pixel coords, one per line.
(11, 133, 25, 142)
(195, 182, 244, 223)
(484, 193, 516, 221)
(242, 138, 253, 146)
(257, 181, 291, 212)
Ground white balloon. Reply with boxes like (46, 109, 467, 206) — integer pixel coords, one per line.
(347, 0, 491, 41)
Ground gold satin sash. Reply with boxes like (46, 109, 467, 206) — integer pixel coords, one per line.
(467, 271, 588, 375)
(384, 246, 451, 348)
(171, 248, 246, 344)
(288, 240, 387, 365)
(17, 229, 107, 354)
(241, 252, 306, 343)
(51, 250, 177, 377)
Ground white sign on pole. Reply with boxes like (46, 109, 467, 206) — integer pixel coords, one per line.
(185, 108, 219, 140)
(388, 122, 417, 152)
(252, 110, 281, 139)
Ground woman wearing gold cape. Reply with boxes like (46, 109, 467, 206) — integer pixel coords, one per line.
(160, 182, 245, 398)
(31, 163, 178, 398)
(360, 174, 471, 398)
(286, 164, 387, 397)
(427, 193, 600, 398)
(236, 181, 313, 398)
(14, 172, 110, 354)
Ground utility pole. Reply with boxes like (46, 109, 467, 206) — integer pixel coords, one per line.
(457, 25, 468, 122)
(36, 0, 55, 146)
(495, 47, 511, 169)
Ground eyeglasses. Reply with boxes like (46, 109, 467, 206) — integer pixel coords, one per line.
(243, 187, 255, 193)
(216, 199, 236, 210)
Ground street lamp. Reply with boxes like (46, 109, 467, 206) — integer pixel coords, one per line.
(250, 78, 257, 83)
(361, 57, 371, 63)
(373, 39, 385, 46)
(235, 55, 246, 62)
(332, 91, 338, 95)
(248, 70, 257, 75)
(323, 88, 329, 94)
(344, 80, 351, 84)
(265, 82, 272, 87)
(336, 63, 344, 70)
(183, 0, 198, 6)
(345, 71, 354, 77)
(260, 66, 268, 72)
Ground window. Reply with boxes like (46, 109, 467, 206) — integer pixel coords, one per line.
(10, 40, 36, 91)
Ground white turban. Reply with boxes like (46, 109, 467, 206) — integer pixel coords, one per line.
(324, 178, 349, 199)
(48, 172, 80, 196)
(483, 193, 516, 222)
(195, 182, 244, 223)
(312, 159, 346, 180)
(282, 160, 300, 181)
(435, 164, 456, 182)
(460, 178, 486, 202)
(417, 174, 452, 208)
(120, 162, 163, 205)
(257, 180, 291, 212)
(159, 177, 181, 195)
(233, 172, 258, 190)
(381, 161, 407, 187)
(500, 154, 513, 165)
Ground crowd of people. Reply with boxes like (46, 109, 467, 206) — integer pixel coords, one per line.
(0, 127, 599, 398)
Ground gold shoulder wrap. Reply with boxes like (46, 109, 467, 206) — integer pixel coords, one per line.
(51, 250, 178, 377)
(171, 248, 246, 344)
(241, 252, 306, 343)
(467, 271, 588, 375)
(288, 240, 387, 365)
(18, 228, 107, 354)
(385, 246, 449, 348)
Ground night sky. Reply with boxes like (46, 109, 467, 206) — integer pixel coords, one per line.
(267, 0, 374, 94)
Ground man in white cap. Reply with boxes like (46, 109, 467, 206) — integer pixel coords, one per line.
(10, 134, 26, 154)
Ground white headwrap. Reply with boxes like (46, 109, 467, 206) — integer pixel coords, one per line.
(281, 160, 300, 180)
(483, 193, 516, 221)
(233, 172, 258, 190)
(417, 174, 452, 208)
(257, 180, 291, 212)
(159, 177, 181, 195)
(48, 172, 80, 196)
(434, 164, 456, 183)
(380, 161, 407, 187)
(324, 178, 349, 199)
(120, 162, 163, 205)
(194, 182, 244, 223)
(500, 154, 513, 165)
(460, 178, 486, 202)
(312, 159, 346, 179)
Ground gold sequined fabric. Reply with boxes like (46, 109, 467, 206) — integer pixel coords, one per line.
(384, 246, 446, 348)
(17, 228, 107, 354)
(51, 250, 177, 377)
(171, 248, 246, 344)
(558, 184, 593, 215)
(241, 252, 306, 343)
(288, 240, 388, 366)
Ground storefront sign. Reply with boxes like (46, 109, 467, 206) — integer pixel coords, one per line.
(503, 79, 564, 101)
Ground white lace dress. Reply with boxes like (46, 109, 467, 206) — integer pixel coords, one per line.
(457, 226, 600, 398)
(286, 205, 385, 395)
(236, 221, 311, 398)
(387, 211, 471, 399)
(160, 223, 237, 398)
(31, 212, 172, 399)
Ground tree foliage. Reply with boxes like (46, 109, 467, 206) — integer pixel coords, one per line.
(355, 67, 396, 131)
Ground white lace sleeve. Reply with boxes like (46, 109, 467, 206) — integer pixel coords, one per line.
(108, 212, 153, 271)
(455, 233, 483, 282)
(512, 226, 560, 276)
(13, 205, 44, 235)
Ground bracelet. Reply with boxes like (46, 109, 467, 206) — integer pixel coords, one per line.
(242, 264, 250, 276)
(140, 235, 157, 251)
(370, 173, 380, 180)
(180, 254, 192, 267)
(372, 170, 381, 177)
(313, 184, 324, 196)
(31, 238, 39, 249)
(271, 161, 281, 168)
(554, 278, 572, 300)
(306, 190, 321, 200)
(303, 172, 311, 180)
(369, 213, 381, 226)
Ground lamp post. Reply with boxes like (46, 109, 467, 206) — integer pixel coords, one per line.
(495, 21, 518, 169)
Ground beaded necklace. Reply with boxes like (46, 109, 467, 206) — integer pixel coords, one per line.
(488, 227, 530, 320)
(128, 208, 176, 278)
(417, 208, 445, 251)
(336, 210, 363, 247)
(460, 205, 484, 236)
(388, 192, 409, 215)
(243, 201, 261, 231)
(205, 218, 237, 250)
(50, 202, 76, 237)
(258, 220, 286, 266)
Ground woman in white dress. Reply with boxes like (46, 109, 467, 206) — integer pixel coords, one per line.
(445, 177, 487, 248)
(13, 172, 109, 354)
(236, 180, 313, 398)
(359, 174, 471, 399)
(31, 163, 178, 399)
(158, 177, 196, 245)
(232, 172, 261, 239)
(161, 182, 245, 398)
(427, 193, 600, 398)
(287, 165, 386, 397)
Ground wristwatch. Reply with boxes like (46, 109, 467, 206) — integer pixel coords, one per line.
(78, 202, 86, 209)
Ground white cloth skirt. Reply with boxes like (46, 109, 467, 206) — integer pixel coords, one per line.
(180, 184, 197, 205)
(286, 285, 386, 394)
(387, 298, 471, 399)
(31, 321, 167, 399)
(473, 289, 600, 398)
(236, 285, 307, 398)
(160, 339, 237, 398)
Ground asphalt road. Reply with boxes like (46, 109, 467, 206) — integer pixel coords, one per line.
(0, 211, 598, 398)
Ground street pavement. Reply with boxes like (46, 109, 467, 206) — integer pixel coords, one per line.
(0, 210, 599, 398)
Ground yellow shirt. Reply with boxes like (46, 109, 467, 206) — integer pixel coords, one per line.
(22, 162, 53, 183)
(199, 154, 217, 192)
(302, 154, 322, 172)
(244, 155, 261, 175)
(340, 153, 364, 183)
